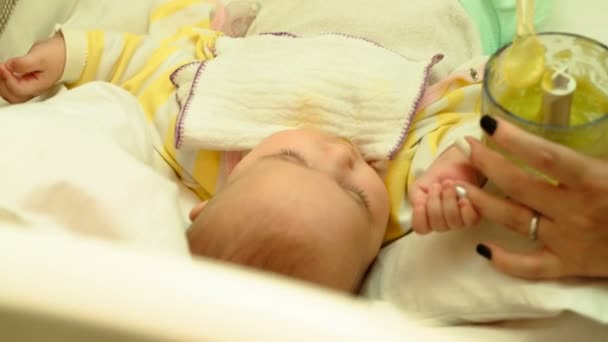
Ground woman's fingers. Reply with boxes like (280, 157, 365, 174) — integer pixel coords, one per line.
(465, 136, 569, 216)
(456, 182, 560, 247)
(480, 115, 604, 189)
(479, 243, 565, 280)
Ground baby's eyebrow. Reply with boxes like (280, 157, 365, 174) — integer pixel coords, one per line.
(262, 153, 373, 223)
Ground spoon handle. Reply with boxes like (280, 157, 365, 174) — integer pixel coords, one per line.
(516, 0, 536, 37)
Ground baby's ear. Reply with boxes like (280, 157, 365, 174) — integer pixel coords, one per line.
(189, 201, 209, 222)
(369, 159, 389, 179)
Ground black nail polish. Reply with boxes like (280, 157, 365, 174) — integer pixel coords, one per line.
(480, 115, 497, 136)
(476, 244, 492, 260)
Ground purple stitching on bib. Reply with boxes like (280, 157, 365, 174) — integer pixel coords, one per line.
(175, 61, 208, 149)
(388, 54, 444, 160)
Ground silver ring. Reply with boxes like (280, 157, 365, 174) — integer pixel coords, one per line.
(528, 214, 540, 241)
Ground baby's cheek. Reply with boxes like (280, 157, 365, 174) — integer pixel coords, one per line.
(352, 163, 390, 228)
(368, 213, 388, 255)
(368, 159, 389, 178)
(370, 174, 390, 216)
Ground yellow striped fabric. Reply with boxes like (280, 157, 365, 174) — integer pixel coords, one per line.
(383, 83, 482, 243)
(68, 2, 223, 201)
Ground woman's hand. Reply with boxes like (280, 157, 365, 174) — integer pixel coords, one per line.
(457, 115, 608, 279)
(0, 35, 66, 104)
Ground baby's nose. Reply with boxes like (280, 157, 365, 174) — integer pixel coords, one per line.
(325, 138, 357, 176)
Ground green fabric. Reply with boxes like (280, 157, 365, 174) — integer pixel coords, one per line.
(460, 0, 553, 54)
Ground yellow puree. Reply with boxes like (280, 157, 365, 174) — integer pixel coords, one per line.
(498, 70, 608, 126)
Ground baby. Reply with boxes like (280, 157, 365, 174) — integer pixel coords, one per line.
(183, 128, 480, 292)
(187, 129, 391, 292)
(0, 5, 481, 292)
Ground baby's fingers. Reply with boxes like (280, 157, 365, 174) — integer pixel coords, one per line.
(6, 54, 42, 75)
(459, 197, 480, 227)
(446, 182, 480, 228)
(0, 63, 41, 103)
(0, 64, 21, 103)
(441, 181, 464, 229)
(0, 79, 14, 103)
(427, 183, 449, 232)
(412, 199, 431, 235)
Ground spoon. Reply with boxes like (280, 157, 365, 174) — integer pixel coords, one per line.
(502, 0, 546, 88)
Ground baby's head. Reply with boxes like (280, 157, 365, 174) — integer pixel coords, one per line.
(187, 129, 389, 292)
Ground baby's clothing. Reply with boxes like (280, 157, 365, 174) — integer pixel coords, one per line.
(59, 0, 481, 243)
(147, 0, 256, 38)
(384, 59, 485, 241)
(60, 3, 224, 200)
(459, 0, 553, 54)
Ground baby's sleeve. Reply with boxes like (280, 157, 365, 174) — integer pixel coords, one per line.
(406, 92, 482, 192)
(58, 28, 157, 87)
(381, 51, 488, 241)
(58, 25, 222, 89)
(383, 83, 483, 241)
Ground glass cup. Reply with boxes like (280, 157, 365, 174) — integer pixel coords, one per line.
(482, 32, 608, 172)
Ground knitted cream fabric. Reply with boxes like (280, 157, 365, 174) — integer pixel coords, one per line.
(172, 34, 440, 160)
(0, 0, 17, 37)
(247, 0, 482, 83)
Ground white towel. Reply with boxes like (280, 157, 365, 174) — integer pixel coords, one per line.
(246, 0, 482, 83)
(172, 33, 441, 160)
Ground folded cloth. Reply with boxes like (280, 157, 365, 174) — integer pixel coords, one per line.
(171, 33, 442, 160)
(246, 0, 482, 83)
(0, 83, 190, 255)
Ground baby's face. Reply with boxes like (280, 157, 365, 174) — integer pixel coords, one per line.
(234, 130, 389, 270)
(233, 129, 390, 236)
(189, 129, 390, 291)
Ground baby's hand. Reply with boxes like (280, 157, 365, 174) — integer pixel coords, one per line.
(0, 35, 66, 103)
(409, 142, 482, 234)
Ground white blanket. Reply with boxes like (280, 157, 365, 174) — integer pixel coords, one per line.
(0, 83, 606, 340)
(248, 0, 482, 83)
(0, 83, 194, 255)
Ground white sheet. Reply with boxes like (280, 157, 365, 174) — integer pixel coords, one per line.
(0, 83, 195, 255)
(0, 64, 605, 342)
(0, 227, 451, 342)
(1, 220, 606, 342)
(362, 203, 608, 325)
(1, 0, 608, 340)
